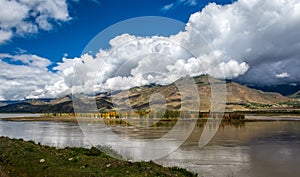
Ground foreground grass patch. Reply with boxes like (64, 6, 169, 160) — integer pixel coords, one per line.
(0, 137, 196, 177)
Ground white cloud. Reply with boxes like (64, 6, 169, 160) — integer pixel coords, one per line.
(161, 3, 175, 12)
(182, 0, 198, 6)
(161, 0, 198, 12)
(0, 53, 51, 68)
(0, 0, 70, 43)
(0, 53, 67, 100)
(276, 72, 290, 79)
(186, 0, 300, 85)
(1, 0, 300, 100)
(64, 0, 299, 94)
(0, 30, 12, 44)
(51, 33, 248, 96)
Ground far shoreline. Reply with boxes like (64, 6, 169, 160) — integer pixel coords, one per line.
(1, 114, 300, 122)
(245, 115, 300, 121)
(0, 116, 78, 122)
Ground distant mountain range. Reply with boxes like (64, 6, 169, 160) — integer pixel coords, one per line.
(0, 96, 73, 113)
(0, 75, 298, 113)
(290, 91, 300, 99)
(248, 84, 300, 96)
(0, 98, 53, 107)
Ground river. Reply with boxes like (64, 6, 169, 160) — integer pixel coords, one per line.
(0, 114, 299, 177)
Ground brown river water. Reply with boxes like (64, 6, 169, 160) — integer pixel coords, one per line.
(0, 114, 299, 177)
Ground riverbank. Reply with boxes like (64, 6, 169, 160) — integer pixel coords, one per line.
(1, 116, 77, 122)
(0, 137, 196, 177)
(245, 115, 300, 121)
(2, 114, 300, 123)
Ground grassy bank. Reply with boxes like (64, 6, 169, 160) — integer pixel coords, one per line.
(0, 137, 196, 177)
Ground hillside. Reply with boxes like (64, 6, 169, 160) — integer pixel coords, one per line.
(109, 76, 291, 112)
(289, 91, 300, 99)
(0, 96, 73, 113)
(0, 76, 294, 113)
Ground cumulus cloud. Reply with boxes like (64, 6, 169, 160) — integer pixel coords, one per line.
(186, 0, 300, 85)
(65, 0, 299, 93)
(0, 53, 68, 100)
(1, 0, 300, 100)
(0, 30, 12, 44)
(276, 72, 290, 79)
(52, 32, 248, 95)
(0, 0, 70, 44)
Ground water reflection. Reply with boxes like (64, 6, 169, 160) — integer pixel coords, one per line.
(156, 121, 300, 177)
(0, 120, 90, 148)
(78, 118, 198, 161)
(0, 113, 42, 118)
(0, 117, 299, 177)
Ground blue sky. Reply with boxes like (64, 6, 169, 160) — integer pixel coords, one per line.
(0, 0, 235, 64)
(0, 0, 299, 100)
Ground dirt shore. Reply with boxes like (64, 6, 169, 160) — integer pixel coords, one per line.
(1, 116, 78, 122)
(245, 115, 300, 121)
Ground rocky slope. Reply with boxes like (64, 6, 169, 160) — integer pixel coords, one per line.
(0, 76, 293, 113)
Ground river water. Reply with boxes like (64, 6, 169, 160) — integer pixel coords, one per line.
(0, 114, 299, 177)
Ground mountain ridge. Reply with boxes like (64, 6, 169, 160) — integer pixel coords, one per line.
(0, 75, 296, 113)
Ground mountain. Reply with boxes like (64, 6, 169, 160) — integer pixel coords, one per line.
(248, 84, 300, 96)
(0, 96, 73, 113)
(289, 91, 300, 99)
(0, 76, 295, 113)
(0, 100, 22, 107)
(110, 76, 292, 112)
(0, 98, 53, 109)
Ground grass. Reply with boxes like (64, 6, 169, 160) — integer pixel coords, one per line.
(0, 137, 197, 177)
